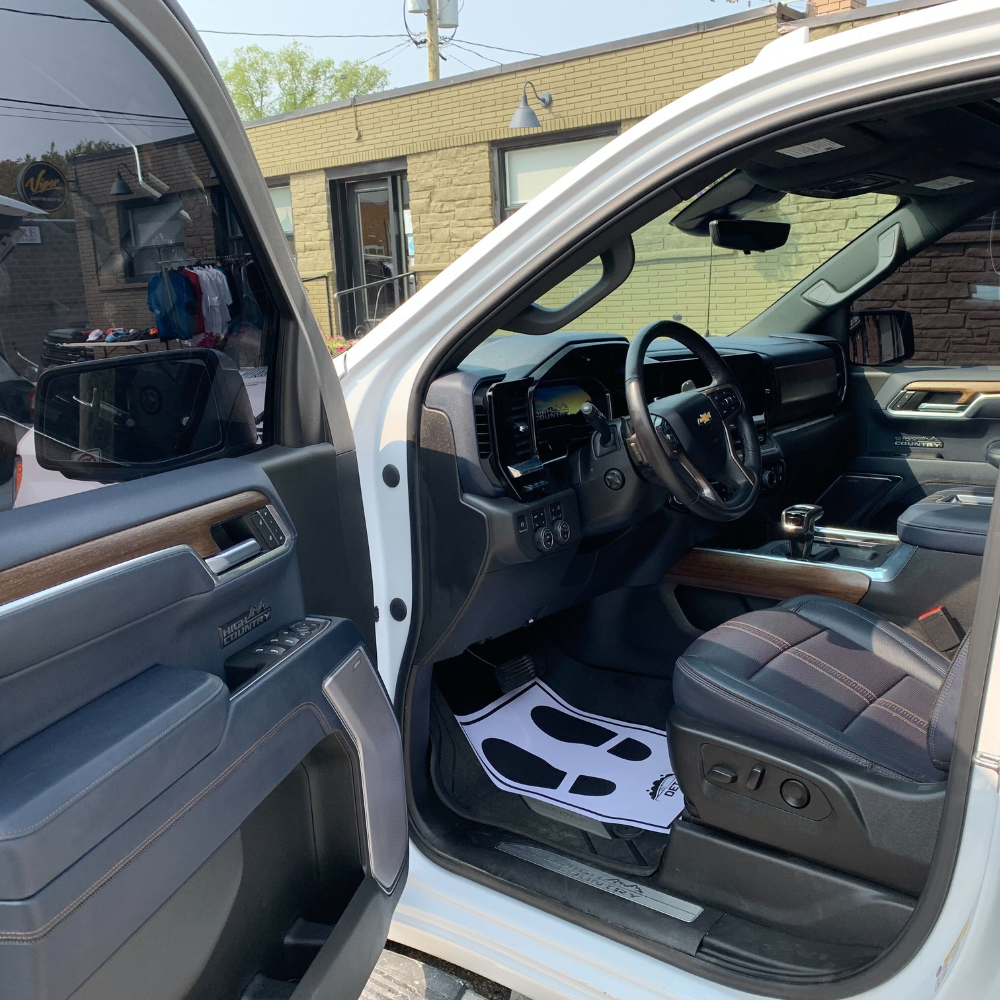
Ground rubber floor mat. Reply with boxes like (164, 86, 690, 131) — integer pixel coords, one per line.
(456, 680, 683, 833)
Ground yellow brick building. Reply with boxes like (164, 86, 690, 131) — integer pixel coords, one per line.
(244, 0, 946, 341)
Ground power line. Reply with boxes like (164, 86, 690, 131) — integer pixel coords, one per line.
(446, 40, 501, 66)
(0, 96, 188, 122)
(452, 39, 541, 57)
(0, 6, 107, 23)
(198, 28, 409, 40)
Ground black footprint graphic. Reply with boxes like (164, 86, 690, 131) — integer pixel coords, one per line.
(482, 738, 566, 788)
(530, 706, 615, 746)
(569, 775, 616, 796)
(607, 737, 651, 761)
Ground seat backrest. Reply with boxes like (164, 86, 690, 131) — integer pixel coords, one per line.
(928, 635, 971, 771)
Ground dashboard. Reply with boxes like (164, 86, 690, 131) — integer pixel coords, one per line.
(419, 330, 848, 662)
(451, 334, 840, 505)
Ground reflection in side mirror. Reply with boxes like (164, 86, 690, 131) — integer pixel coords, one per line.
(34, 349, 257, 482)
(848, 309, 915, 366)
(709, 219, 790, 254)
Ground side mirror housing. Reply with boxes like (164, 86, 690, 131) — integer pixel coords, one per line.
(709, 219, 790, 254)
(848, 309, 915, 366)
(34, 349, 257, 482)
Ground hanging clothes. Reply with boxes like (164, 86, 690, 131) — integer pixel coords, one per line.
(194, 265, 232, 336)
(178, 268, 206, 337)
(147, 269, 198, 341)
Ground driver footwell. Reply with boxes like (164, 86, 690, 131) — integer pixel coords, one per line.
(432, 637, 676, 875)
(423, 615, 918, 981)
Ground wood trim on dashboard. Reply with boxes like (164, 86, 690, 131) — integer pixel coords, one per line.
(665, 548, 870, 604)
(0, 490, 268, 608)
(902, 381, 1000, 404)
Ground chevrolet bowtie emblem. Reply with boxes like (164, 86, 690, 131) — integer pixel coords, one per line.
(697, 411, 712, 425)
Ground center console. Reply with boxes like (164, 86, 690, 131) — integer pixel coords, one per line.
(667, 493, 988, 643)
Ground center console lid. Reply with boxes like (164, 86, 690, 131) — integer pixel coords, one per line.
(897, 488, 993, 556)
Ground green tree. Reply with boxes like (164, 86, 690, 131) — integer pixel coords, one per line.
(220, 41, 390, 120)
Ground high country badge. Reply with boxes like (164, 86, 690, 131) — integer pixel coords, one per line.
(218, 602, 272, 648)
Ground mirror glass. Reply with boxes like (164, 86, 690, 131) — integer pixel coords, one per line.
(34, 350, 255, 480)
(709, 219, 790, 254)
(848, 309, 915, 366)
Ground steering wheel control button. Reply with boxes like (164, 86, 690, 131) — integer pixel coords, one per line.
(552, 519, 572, 544)
(746, 764, 765, 791)
(534, 526, 555, 552)
(604, 468, 625, 491)
(707, 765, 738, 786)
(780, 779, 811, 809)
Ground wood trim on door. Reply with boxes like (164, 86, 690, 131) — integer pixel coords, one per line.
(902, 381, 1000, 404)
(665, 548, 871, 604)
(0, 490, 268, 607)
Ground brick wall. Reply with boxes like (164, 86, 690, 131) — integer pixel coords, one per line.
(0, 220, 87, 373)
(244, 1, 936, 339)
(288, 171, 336, 335)
(407, 144, 494, 284)
(857, 221, 1000, 365)
(246, 12, 780, 301)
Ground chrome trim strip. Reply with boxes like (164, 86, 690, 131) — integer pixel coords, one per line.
(695, 541, 916, 584)
(814, 526, 899, 546)
(206, 538, 261, 575)
(497, 843, 704, 922)
(0, 545, 208, 619)
(322, 646, 408, 893)
(887, 393, 1000, 420)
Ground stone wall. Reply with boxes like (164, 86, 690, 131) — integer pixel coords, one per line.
(856, 220, 1000, 365)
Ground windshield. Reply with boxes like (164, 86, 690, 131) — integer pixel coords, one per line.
(503, 188, 899, 339)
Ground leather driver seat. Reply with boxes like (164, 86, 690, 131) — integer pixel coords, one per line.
(673, 595, 967, 783)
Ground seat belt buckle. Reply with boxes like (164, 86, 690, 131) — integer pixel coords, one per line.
(918, 606, 965, 653)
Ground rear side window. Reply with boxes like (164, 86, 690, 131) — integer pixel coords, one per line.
(0, 1, 276, 512)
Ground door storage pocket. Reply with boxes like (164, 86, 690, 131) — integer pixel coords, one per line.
(0, 664, 227, 899)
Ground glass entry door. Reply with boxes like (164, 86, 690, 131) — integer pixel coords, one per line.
(333, 174, 413, 339)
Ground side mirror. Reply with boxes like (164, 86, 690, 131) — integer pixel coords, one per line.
(34, 349, 257, 482)
(709, 219, 790, 254)
(848, 309, 915, 366)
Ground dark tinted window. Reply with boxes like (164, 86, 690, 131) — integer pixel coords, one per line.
(0, 1, 274, 511)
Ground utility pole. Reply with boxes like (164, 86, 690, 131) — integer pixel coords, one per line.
(426, 0, 440, 81)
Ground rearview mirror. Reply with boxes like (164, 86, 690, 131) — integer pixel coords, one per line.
(34, 349, 257, 482)
(848, 309, 915, 366)
(709, 219, 790, 254)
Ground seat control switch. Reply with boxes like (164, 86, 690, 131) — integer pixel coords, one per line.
(707, 765, 738, 786)
(780, 778, 810, 809)
(746, 764, 765, 791)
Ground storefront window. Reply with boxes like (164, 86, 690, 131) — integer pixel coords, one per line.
(269, 185, 295, 258)
(499, 134, 616, 218)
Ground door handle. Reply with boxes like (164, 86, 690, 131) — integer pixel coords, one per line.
(802, 224, 902, 308)
(205, 538, 261, 574)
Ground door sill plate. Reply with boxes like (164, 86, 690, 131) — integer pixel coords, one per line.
(497, 842, 703, 922)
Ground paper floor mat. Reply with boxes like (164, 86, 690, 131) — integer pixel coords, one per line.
(456, 680, 683, 833)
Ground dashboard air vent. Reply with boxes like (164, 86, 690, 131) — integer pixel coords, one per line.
(510, 394, 534, 460)
(474, 406, 492, 458)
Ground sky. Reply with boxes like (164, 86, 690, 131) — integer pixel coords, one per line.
(177, 0, 900, 94)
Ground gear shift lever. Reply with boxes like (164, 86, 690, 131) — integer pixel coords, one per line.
(781, 504, 824, 560)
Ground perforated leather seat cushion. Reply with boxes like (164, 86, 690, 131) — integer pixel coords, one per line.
(673, 595, 964, 783)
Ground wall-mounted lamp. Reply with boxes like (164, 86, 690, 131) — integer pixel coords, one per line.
(508, 81, 552, 129)
(109, 168, 132, 196)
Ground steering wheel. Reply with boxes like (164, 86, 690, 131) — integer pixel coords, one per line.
(624, 320, 761, 522)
